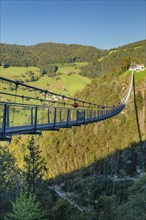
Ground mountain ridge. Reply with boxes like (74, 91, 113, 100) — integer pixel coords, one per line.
(0, 39, 145, 68)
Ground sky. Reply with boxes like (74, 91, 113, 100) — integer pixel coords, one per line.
(0, 0, 146, 49)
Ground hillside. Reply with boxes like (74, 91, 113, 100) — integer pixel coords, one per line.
(0, 63, 91, 103)
(1, 40, 145, 79)
(100, 39, 146, 75)
(0, 42, 107, 68)
(9, 69, 145, 176)
(75, 39, 146, 78)
(0, 40, 146, 219)
(1, 68, 145, 219)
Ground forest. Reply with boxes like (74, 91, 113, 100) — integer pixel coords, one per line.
(0, 39, 146, 219)
(0, 43, 106, 69)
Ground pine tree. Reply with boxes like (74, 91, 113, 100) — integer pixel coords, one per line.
(0, 146, 21, 219)
(117, 175, 146, 220)
(4, 192, 47, 220)
(24, 137, 47, 195)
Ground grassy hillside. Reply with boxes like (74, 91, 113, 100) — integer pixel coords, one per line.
(78, 39, 146, 78)
(0, 63, 91, 103)
(121, 69, 146, 83)
(100, 39, 146, 75)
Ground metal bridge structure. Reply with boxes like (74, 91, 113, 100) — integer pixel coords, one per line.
(0, 71, 134, 141)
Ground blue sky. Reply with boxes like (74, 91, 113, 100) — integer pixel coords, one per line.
(0, 0, 146, 49)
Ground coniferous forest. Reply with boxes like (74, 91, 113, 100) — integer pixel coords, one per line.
(0, 39, 146, 219)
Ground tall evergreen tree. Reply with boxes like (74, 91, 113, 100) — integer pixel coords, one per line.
(4, 192, 47, 220)
(24, 137, 47, 195)
(0, 146, 21, 219)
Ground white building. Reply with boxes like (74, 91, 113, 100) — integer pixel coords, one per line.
(129, 64, 145, 71)
(136, 64, 145, 70)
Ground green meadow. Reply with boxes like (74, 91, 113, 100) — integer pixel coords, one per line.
(0, 63, 90, 126)
(121, 69, 146, 83)
(0, 63, 91, 103)
(0, 66, 40, 79)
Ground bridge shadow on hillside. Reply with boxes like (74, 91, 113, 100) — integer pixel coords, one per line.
(47, 140, 146, 208)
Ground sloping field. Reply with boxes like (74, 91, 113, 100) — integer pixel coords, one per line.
(0, 63, 91, 103)
(121, 69, 146, 83)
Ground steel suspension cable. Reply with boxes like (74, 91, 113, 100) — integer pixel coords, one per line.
(0, 91, 73, 108)
(0, 76, 114, 109)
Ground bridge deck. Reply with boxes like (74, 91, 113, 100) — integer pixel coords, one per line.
(0, 104, 125, 140)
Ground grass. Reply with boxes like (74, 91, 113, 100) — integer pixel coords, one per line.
(60, 74, 90, 95)
(0, 63, 90, 128)
(0, 63, 91, 103)
(53, 62, 88, 68)
(109, 49, 119, 55)
(0, 66, 40, 79)
(57, 66, 80, 74)
(121, 69, 146, 83)
(55, 62, 88, 74)
(29, 73, 91, 96)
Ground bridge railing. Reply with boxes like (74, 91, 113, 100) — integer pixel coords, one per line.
(0, 102, 35, 127)
(0, 104, 4, 128)
(0, 101, 125, 140)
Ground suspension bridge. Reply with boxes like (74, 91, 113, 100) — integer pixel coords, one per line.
(0, 71, 134, 141)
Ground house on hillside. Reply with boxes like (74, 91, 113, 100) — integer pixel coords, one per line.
(136, 64, 145, 70)
(129, 64, 145, 71)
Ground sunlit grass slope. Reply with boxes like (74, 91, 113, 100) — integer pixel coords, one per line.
(120, 69, 146, 83)
(0, 63, 91, 102)
(0, 66, 40, 79)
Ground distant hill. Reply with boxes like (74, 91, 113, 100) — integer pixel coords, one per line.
(0, 40, 145, 78)
(79, 39, 146, 78)
(0, 42, 107, 68)
(100, 39, 146, 75)
(0, 40, 146, 78)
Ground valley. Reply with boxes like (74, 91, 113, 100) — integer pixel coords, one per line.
(0, 40, 146, 220)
